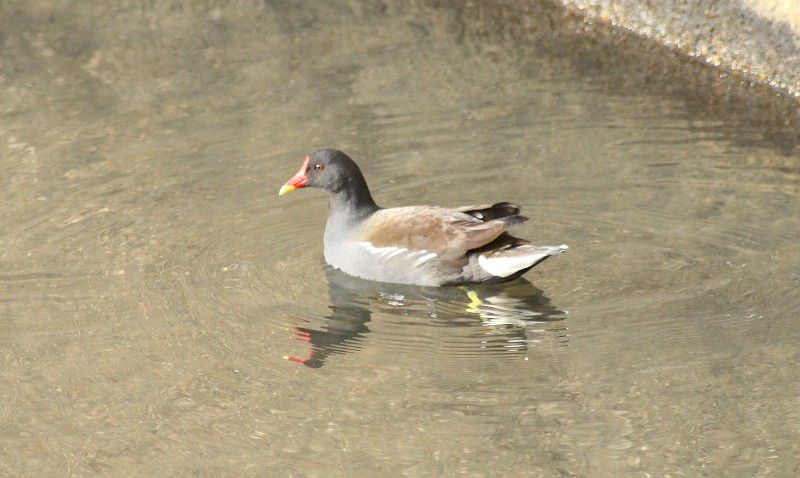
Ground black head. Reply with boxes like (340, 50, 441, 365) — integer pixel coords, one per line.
(279, 149, 378, 211)
(278, 149, 380, 220)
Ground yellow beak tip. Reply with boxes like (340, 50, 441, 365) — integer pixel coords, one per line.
(278, 185, 295, 196)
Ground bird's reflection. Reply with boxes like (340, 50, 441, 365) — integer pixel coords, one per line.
(283, 266, 567, 368)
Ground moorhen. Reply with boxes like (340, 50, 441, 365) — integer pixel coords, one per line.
(279, 149, 567, 286)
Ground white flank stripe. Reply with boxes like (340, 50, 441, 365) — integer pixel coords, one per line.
(358, 242, 437, 267)
(359, 242, 406, 257)
(377, 248, 400, 259)
(384, 248, 407, 259)
(411, 252, 437, 268)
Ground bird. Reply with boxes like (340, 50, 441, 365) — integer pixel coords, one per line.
(278, 149, 567, 287)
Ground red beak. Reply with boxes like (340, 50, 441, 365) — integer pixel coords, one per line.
(278, 155, 310, 195)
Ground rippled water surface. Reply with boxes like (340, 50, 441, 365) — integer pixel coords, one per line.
(2, 1, 799, 476)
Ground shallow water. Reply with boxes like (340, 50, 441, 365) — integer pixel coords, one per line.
(1, 1, 799, 476)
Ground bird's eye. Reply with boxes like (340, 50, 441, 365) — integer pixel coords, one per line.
(314, 164, 324, 171)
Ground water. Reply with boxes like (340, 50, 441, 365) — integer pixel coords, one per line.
(1, 1, 799, 476)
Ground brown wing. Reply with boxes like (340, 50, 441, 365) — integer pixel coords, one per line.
(355, 206, 511, 260)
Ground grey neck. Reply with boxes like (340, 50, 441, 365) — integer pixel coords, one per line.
(326, 188, 380, 228)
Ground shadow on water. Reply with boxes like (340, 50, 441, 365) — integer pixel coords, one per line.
(451, 0, 800, 158)
(283, 265, 568, 368)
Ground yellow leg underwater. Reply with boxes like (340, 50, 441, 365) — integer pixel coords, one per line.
(458, 286, 483, 313)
